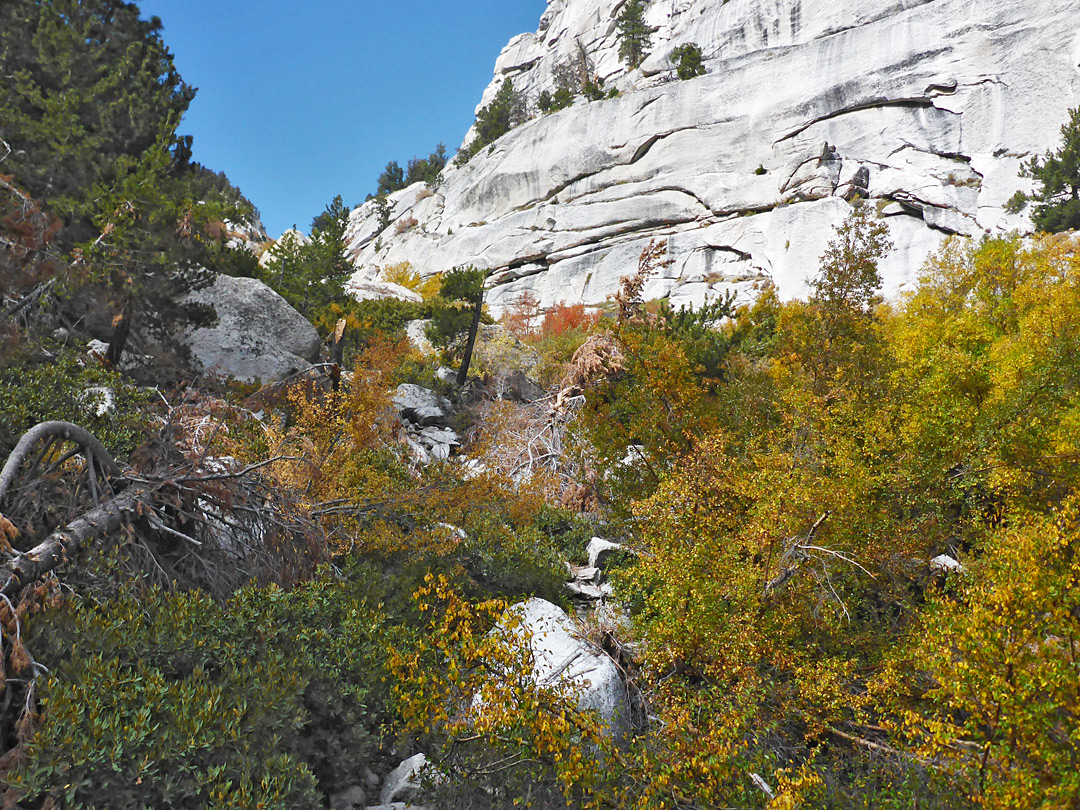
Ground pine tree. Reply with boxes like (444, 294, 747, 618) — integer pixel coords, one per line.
(1016, 106, 1080, 232)
(616, 0, 657, 70)
(376, 161, 406, 195)
(425, 266, 487, 384)
(405, 143, 447, 187)
(474, 80, 524, 145)
(260, 195, 352, 324)
(0, 0, 253, 369)
(0, 0, 195, 236)
(463, 79, 527, 161)
(670, 43, 705, 80)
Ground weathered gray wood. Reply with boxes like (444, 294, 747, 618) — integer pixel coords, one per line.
(0, 421, 120, 507)
(0, 487, 143, 598)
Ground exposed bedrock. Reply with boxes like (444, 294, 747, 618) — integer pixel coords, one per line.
(345, 0, 1080, 314)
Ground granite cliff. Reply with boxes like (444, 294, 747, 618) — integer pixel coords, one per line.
(345, 0, 1080, 313)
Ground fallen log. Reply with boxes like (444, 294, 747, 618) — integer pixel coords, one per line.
(0, 486, 145, 599)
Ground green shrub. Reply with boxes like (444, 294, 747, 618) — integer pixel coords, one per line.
(1003, 188, 1028, 214)
(670, 43, 705, 79)
(13, 589, 318, 809)
(531, 504, 599, 564)
(12, 578, 397, 807)
(0, 348, 151, 457)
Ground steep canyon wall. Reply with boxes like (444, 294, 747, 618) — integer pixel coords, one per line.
(345, 0, 1080, 313)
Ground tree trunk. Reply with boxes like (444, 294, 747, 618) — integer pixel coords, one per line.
(105, 299, 133, 367)
(330, 318, 346, 393)
(456, 294, 484, 386)
(1, 487, 143, 598)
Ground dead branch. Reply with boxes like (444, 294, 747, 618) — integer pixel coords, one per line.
(826, 725, 931, 765)
(763, 511, 830, 597)
(175, 455, 304, 483)
(0, 487, 145, 599)
(2, 278, 56, 321)
(0, 421, 121, 507)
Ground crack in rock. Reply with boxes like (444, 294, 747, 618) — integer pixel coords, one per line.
(776, 96, 939, 145)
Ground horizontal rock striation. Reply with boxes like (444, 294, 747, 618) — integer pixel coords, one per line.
(345, 0, 1080, 314)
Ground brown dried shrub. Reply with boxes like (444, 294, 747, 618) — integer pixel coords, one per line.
(558, 333, 625, 400)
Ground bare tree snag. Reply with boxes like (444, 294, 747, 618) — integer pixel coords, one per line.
(0, 422, 134, 598)
(0, 421, 120, 507)
(763, 512, 831, 597)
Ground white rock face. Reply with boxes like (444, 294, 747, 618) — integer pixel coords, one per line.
(222, 217, 268, 255)
(345, 0, 1080, 315)
(345, 279, 423, 304)
(178, 274, 321, 383)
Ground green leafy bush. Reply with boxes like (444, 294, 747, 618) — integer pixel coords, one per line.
(531, 504, 600, 564)
(670, 43, 705, 79)
(0, 349, 150, 457)
(12, 589, 319, 809)
(10, 578, 397, 807)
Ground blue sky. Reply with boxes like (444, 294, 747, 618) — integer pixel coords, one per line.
(140, 1, 548, 237)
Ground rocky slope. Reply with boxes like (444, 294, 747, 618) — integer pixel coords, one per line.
(345, 0, 1080, 314)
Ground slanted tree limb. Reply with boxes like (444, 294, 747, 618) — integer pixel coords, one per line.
(763, 511, 831, 597)
(0, 421, 121, 507)
(0, 486, 144, 599)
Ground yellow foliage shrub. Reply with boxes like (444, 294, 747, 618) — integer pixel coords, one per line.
(380, 260, 442, 300)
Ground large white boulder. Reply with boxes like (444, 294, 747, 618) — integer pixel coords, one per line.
(178, 274, 320, 383)
(345, 0, 1080, 316)
(379, 753, 438, 805)
(498, 598, 631, 738)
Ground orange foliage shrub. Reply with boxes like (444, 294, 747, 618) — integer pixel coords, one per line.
(502, 295, 601, 343)
(501, 290, 541, 339)
(539, 301, 600, 338)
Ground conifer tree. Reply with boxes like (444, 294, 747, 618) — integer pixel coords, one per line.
(0, 0, 253, 368)
(1015, 106, 1080, 232)
(376, 161, 406, 195)
(670, 42, 705, 80)
(405, 144, 447, 187)
(460, 79, 527, 162)
(425, 266, 487, 384)
(0, 0, 195, 237)
(616, 0, 657, 70)
(261, 195, 352, 324)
